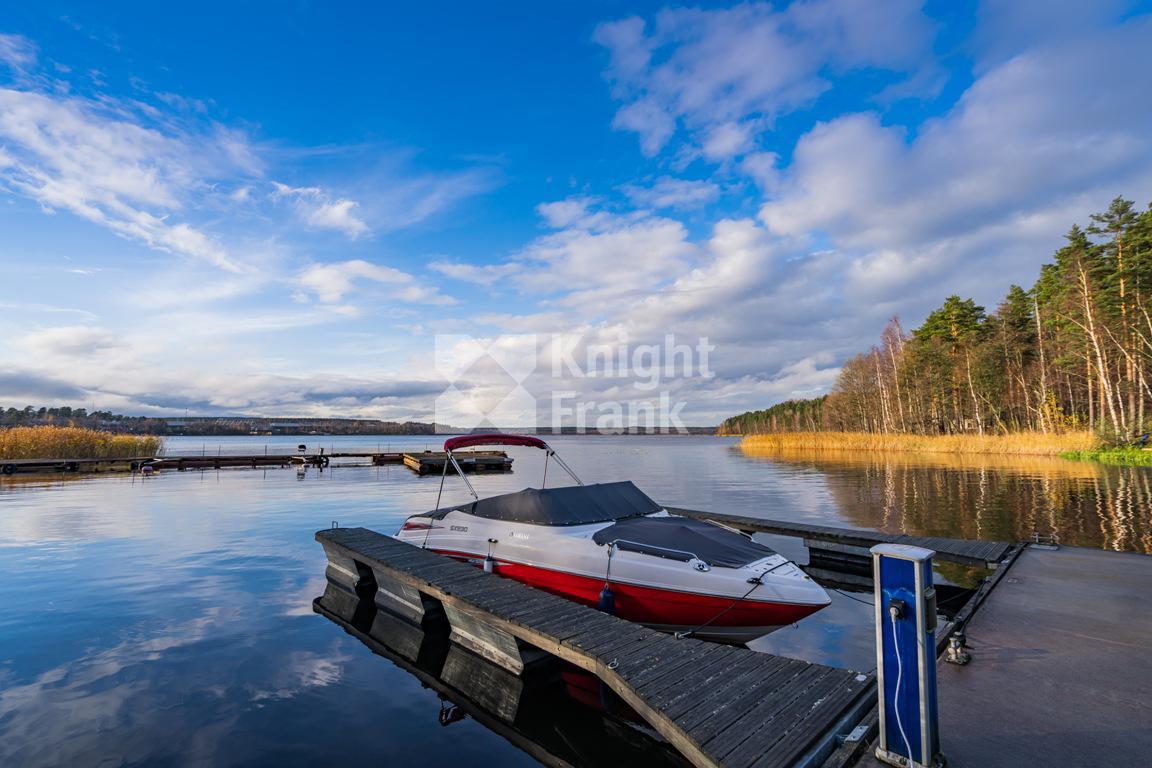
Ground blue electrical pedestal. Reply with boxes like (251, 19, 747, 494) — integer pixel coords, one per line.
(871, 543, 943, 768)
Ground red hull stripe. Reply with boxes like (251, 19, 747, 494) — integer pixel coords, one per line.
(431, 549, 823, 628)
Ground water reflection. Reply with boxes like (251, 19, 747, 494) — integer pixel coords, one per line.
(313, 580, 689, 768)
(738, 447, 1152, 554)
(2, 435, 1149, 766)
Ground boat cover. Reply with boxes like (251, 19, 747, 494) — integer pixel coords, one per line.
(464, 481, 660, 526)
(592, 516, 777, 568)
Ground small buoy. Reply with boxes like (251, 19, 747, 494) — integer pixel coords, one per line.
(598, 585, 616, 615)
(483, 555, 496, 573)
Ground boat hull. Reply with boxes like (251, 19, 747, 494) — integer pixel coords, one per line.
(429, 547, 825, 644)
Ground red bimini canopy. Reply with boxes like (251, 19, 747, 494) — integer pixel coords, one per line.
(443, 433, 549, 452)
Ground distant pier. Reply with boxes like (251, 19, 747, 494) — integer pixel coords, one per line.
(0, 449, 513, 476)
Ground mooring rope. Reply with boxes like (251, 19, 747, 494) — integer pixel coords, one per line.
(674, 576, 763, 640)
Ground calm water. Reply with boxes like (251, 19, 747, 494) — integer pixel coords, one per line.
(1, 435, 1149, 767)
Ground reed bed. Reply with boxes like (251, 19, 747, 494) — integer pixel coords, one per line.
(740, 430, 1100, 457)
(0, 426, 163, 459)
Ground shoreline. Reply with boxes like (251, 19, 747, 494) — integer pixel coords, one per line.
(738, 430, 1099, 457)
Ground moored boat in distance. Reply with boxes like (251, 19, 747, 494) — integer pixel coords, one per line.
(395, 434, 830, 643)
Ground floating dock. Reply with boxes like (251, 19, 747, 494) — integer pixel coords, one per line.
(0, 452, 393, 475)
(317, 526, 875, 768)
(401, 450, 513, 475)
(929, 545, 1152, 767)
(667, 508, 1013, 568)
(314, 580, 693, 767)
(313, 505, 1148, 767)
(0, 448, 515, 476)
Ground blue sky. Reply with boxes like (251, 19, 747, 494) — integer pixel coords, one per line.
(1, 1, 1151, 425)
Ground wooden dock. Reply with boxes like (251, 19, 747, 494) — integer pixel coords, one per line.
(401, 450, 514, 475)
(929, 545, 1152, 767)
(317, 526, 874, 768)
(0, 451, 408, 475)
(666, 508, 1013, 568)
(0, 449, 519, 476)
(314, 580, 693, 768)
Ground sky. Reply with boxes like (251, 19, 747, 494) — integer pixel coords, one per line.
(1, 1, 1151, 427)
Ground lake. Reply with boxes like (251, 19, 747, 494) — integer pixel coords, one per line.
(2, 435, 1148, 766)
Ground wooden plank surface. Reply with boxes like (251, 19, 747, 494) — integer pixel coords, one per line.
(316, 526, 873, 768)
(665, 507, 1013, 565)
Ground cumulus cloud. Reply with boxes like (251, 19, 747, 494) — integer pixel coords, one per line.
(511, 198, 698, 306)
(761, 12, 1152, 302)
(594, 0, 938, 158)
(271, 183, 369, 239)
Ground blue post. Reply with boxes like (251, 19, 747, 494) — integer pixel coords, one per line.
(871, 544, 941, 768)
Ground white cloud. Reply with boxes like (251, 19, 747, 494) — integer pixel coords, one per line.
(271, 182, 369, 239)
(0, 86, 249, 271)
(298, 259, 453, 305)
(512, 198, 698, 306)
(429, 260, 519, 286)
(594, 0, 937, 158)
(16, 326, 125, 357)
(622, 176, 721, 209)
(536, 196, 599, 228)
(761, 13, 1152, 303)
(0, 33, 36, 71)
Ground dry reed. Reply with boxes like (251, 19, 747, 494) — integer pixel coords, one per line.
(740, 430, 1100, 457)
(0, 426, 163, 459)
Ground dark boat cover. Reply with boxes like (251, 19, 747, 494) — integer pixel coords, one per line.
(463, 481, 661, 526)
(592, 516, 777, 568)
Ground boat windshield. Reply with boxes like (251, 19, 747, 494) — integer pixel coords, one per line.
(592, 516, 777, 568)
(457, 481, 660, 526)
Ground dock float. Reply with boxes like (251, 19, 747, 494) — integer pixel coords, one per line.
(314, 581, 692, 767)
(401, 450, 514, 475)
(317, 526, 875, 768)
(666, 508, 1012, 569)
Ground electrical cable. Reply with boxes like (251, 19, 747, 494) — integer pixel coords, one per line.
(889, 605, 915, 765)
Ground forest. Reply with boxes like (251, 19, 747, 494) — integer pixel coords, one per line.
(721, 197, 1152, 441)
(0, 406, 436, 436)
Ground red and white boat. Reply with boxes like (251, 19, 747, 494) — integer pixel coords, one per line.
(395, 434, 830, 644)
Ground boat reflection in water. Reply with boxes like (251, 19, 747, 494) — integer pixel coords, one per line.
(313, 579, 690, 768)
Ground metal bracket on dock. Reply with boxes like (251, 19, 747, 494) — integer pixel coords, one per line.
(944, 632, 971, 666)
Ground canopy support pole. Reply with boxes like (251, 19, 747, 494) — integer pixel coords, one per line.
(446, 450, 478, 499)
(548, 451, 583, 485)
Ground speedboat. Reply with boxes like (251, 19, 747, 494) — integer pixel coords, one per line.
(395, 434, 831, 644)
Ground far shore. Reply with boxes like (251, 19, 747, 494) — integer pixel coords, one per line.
(739, 430, 1099, 457)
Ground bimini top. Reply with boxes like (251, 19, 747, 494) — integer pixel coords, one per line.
(461, 481, 661, 526)
(592, 516, 777, 568)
